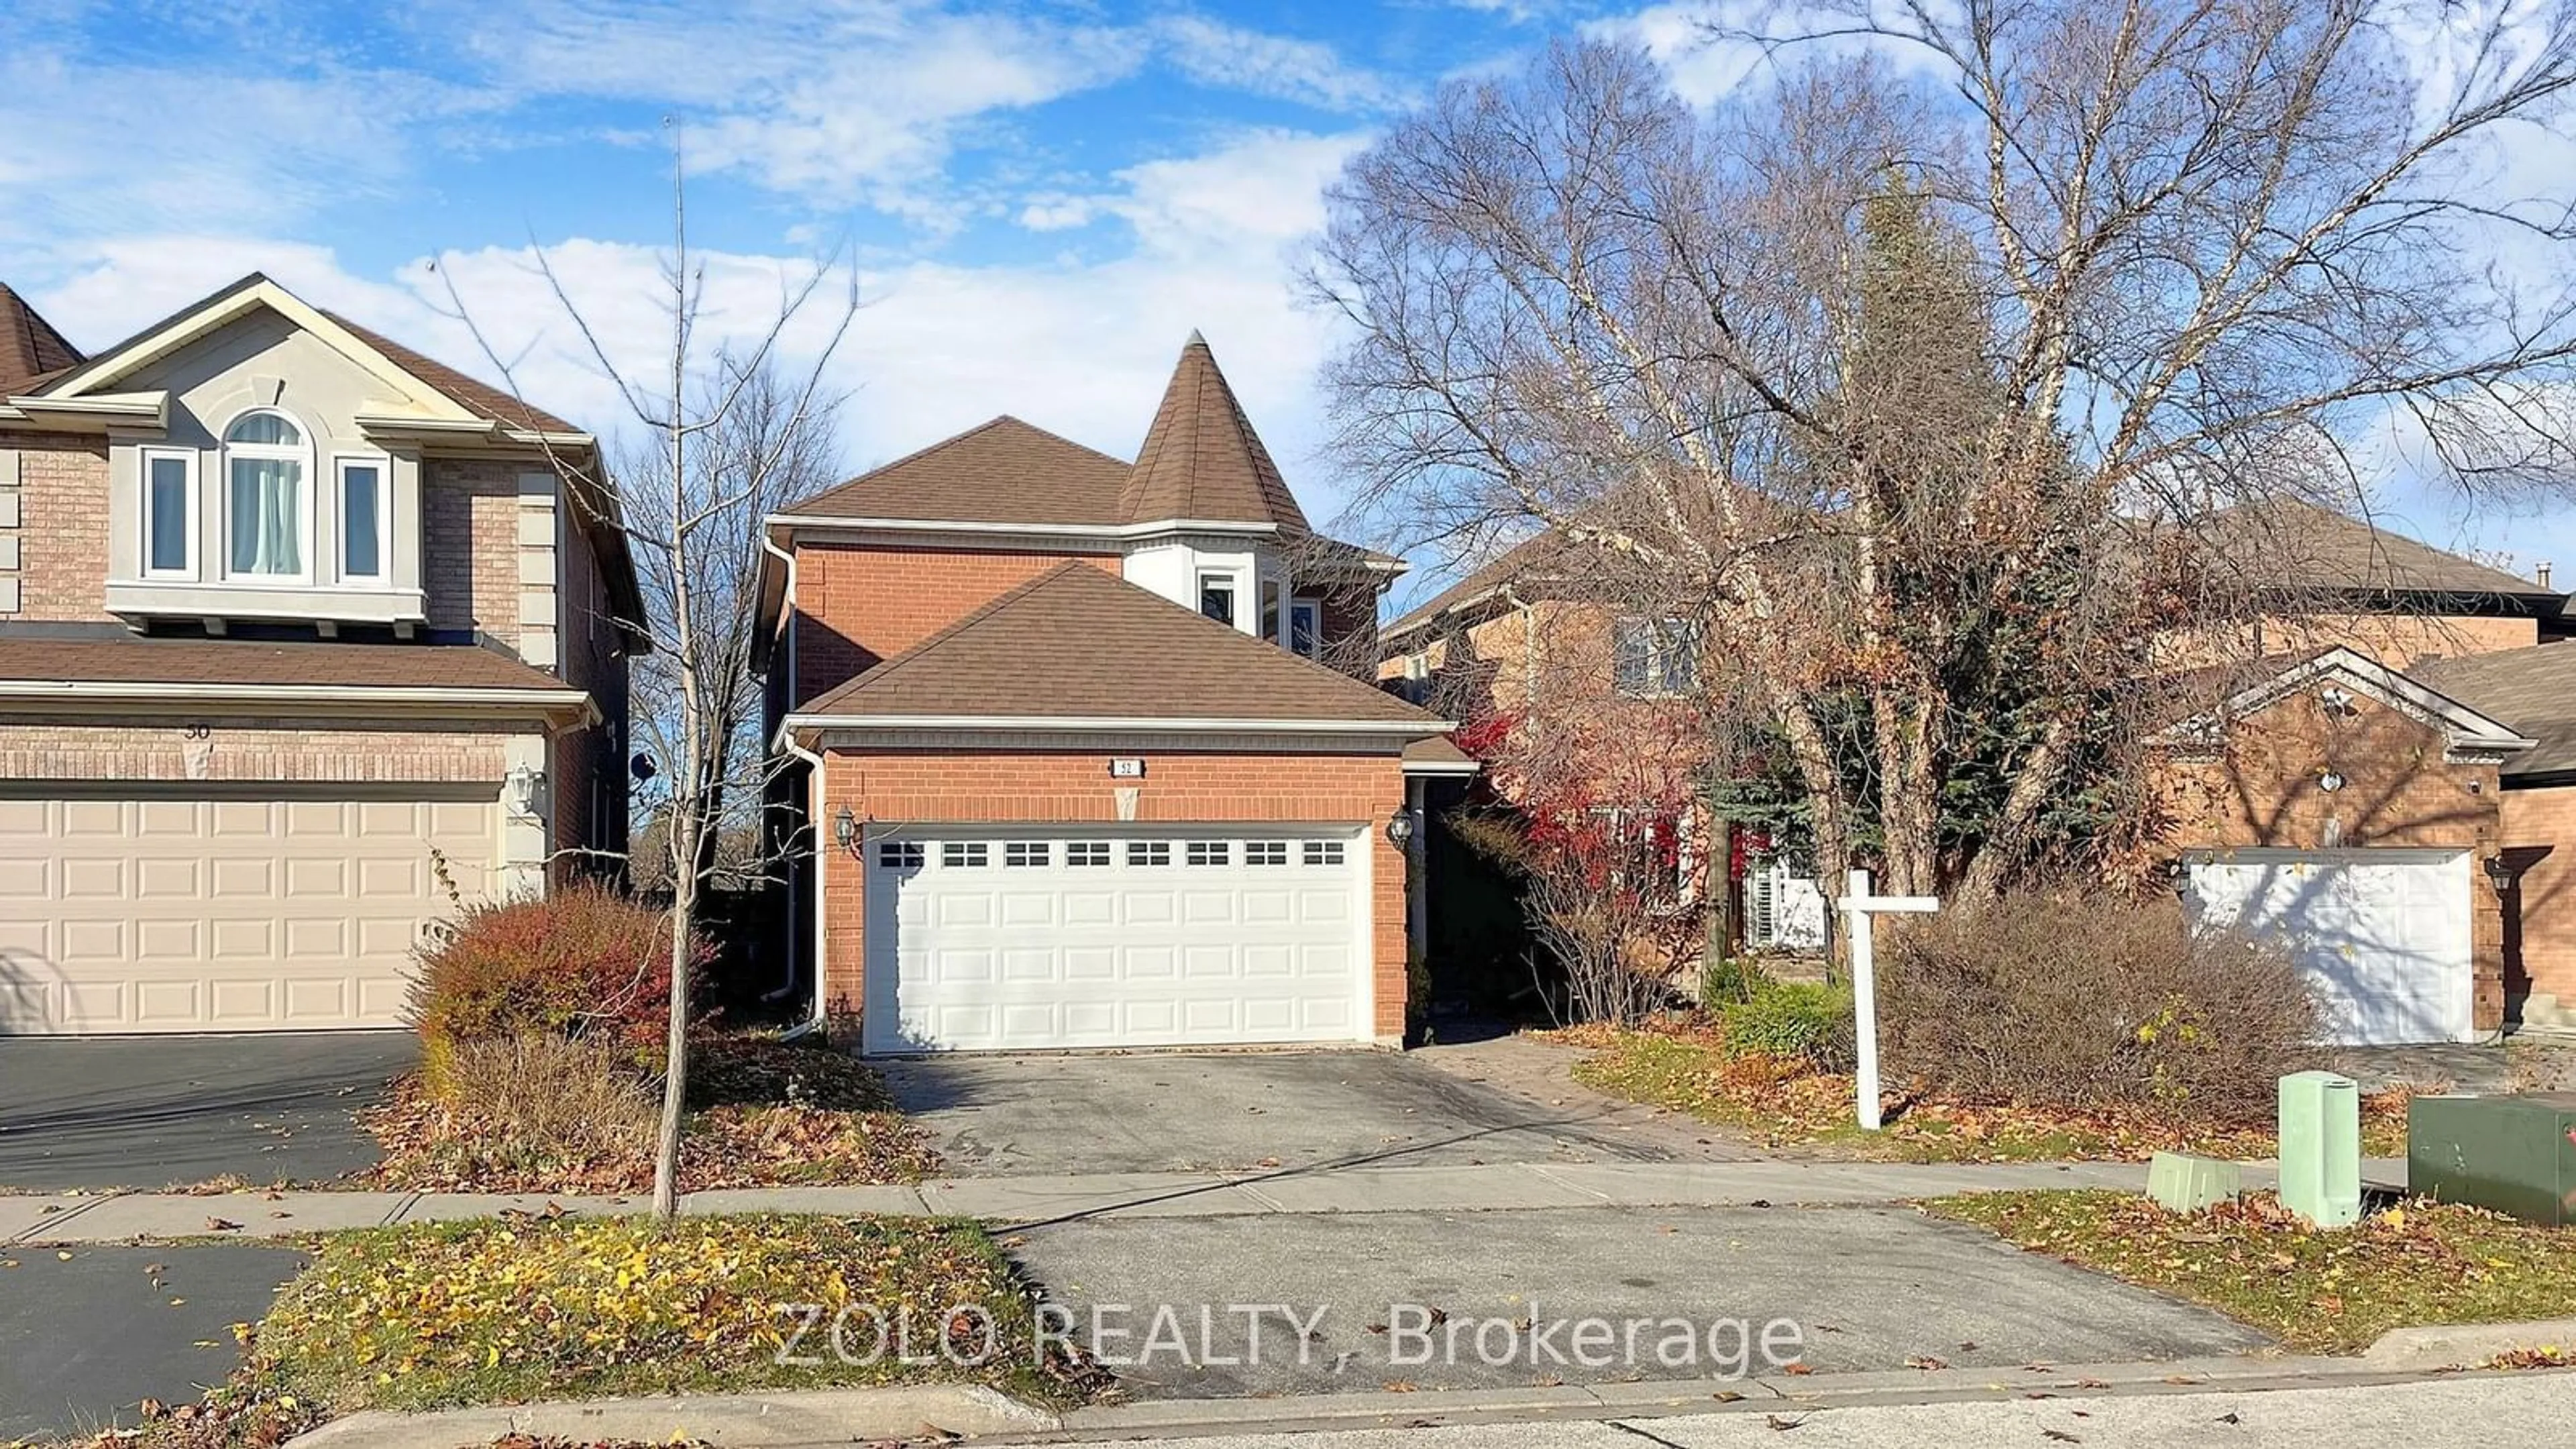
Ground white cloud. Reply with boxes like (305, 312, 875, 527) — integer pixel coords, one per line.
(1150, 15, 1411, 113)
(0, 44, 481, 262)
(26, 127, 1378, 522)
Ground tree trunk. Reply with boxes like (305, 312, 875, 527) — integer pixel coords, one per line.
(651, 833, 693, 1220)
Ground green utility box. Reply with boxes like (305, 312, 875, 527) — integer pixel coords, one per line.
(2279, 1071, 2362, 1228)
(2147, 1151, 2243, 1212)
(2408, 1093, 2576, 1227)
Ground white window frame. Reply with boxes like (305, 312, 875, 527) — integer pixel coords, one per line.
(1198, 570, 1239, 628)
(1288, 597, 1323, 659)
(138, 445, 199, 581)
(332, 453, 393, 585)
(219, 407, 315, 584)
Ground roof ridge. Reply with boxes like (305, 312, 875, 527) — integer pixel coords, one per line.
(800, 560, 1093, 712)
(796, 415, 1131, 517)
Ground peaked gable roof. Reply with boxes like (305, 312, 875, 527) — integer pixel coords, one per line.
(0, 284, 82, 394)
(793, 415, 1132, 525)
(2154, 645, 2533, 759)
(321, 312, 582, 435)
(796, 561, 1440, 728)
(1122, 332, 1310, 533)
(1383, 532, 1569, 643)
(2408, 642, 2576, 777)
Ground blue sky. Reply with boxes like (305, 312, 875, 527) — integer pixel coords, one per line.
(7, 0, 2573, 604)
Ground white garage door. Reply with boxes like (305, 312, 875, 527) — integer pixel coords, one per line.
(863, 826, 1372, 1053)
(2184, 849, 2475, 1045)
(0, 786, 497, 1034)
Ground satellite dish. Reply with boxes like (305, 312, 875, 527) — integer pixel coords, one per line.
(631, 752, 658, 782)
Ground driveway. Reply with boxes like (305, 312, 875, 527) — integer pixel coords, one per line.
(1009, 1203, 2269, 1399)
(0, 1032, 412, 1191)
(0, 1241, 304, 1441)
(878, 1050, 1684, 1177)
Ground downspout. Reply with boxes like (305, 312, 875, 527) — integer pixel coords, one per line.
(755, 529, 815, 1014)
(777, 729, 830, 1035)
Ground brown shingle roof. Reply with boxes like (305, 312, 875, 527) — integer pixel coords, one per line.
(2408, 643, 2576, 777)
(0, 637, 577, 694)
(791, 334, 1322, 535)
(793, 415, 1133, 525)
(0, 284, 82, 395)
(2197, 500, 2552, 600)
(1121, 332, 1310, 533)
(321, 312, 584, 436)
(799, 562, 1442, 727)
(1383, 532, 1569, 641)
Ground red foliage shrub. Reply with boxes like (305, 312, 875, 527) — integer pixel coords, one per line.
(407, 885, 714, 1092)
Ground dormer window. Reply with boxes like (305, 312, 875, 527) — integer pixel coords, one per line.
(223, 409, 309, 580)
(1199, 570, 1236, 627)
(1289, 598, 1322, 659)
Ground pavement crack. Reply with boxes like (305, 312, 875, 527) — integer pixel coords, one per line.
(1607, 1419, 1699, 1448)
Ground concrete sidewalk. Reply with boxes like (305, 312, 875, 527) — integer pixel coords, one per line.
(0, 1156, 2408, 1245)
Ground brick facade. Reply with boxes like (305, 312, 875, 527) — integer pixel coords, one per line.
(790, 542, 1120, 707)
(2500, 784, 2576, 1012)
(2152, 688, 2508, 1030)
(0, 717, 519, 782)
(818, 747, 1411, 1040)
(0, 431, 112, 621)
(423, 458, 526, 648)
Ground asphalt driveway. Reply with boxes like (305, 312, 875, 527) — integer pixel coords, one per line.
(0, 1032, 412, 1191)
(1010, 1203, 2270, 1399)
(879, 1050, 1683, 1177)
(0, 1241, 305, 1441)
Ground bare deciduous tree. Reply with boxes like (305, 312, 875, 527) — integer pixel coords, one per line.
(1311, 7, 2576, 900)
(439, 129, 856, 1220)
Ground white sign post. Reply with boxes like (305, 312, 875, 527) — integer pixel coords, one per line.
(1836, 868, 1939, 1131)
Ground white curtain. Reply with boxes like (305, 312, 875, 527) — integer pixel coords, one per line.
(230, 458, 302, 576)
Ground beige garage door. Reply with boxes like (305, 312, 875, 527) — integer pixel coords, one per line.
(0, 785, 498, 1034)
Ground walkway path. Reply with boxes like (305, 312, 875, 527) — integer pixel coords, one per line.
(0, 1155, 2408, 1245)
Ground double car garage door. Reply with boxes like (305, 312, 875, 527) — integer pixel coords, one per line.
(864, 825, 1371, 1054)
(0, 785, 494, 1034)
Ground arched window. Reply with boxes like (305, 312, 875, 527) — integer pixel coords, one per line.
(223, 409, 309, 578)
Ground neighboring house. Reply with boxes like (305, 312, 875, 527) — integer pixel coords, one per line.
(1385, 506, 2574, 1042)
(756, 333, 1466, 1055)
(0, 275, 641, 1035)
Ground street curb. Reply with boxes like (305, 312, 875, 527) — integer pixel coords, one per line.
(2364, 1318, 2576, 1370)
(279, 1383, 1057, 1448)
(1052, 1352, 2376, 1436)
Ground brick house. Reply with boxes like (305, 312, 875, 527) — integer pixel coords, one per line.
(0, 275, 640, 1034)
(756, 334, 1466, 1054)
(1383, 506, 2576, 1043)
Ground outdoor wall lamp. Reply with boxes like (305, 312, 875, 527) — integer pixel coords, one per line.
(2318, 770, 2347, 794)
(832, 804, 859, 853)
(502, 762, 541, 819)
(1385, 811, 1417, 847)
(2484, 854, 2515, 894)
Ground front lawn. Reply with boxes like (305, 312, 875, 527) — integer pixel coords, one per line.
(362, 1034, 941, 1193)
(1562, 1021, 2410, 1163)
(1928, 1189, 2576, 1352)
(46, 1212, 1089, 1448)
